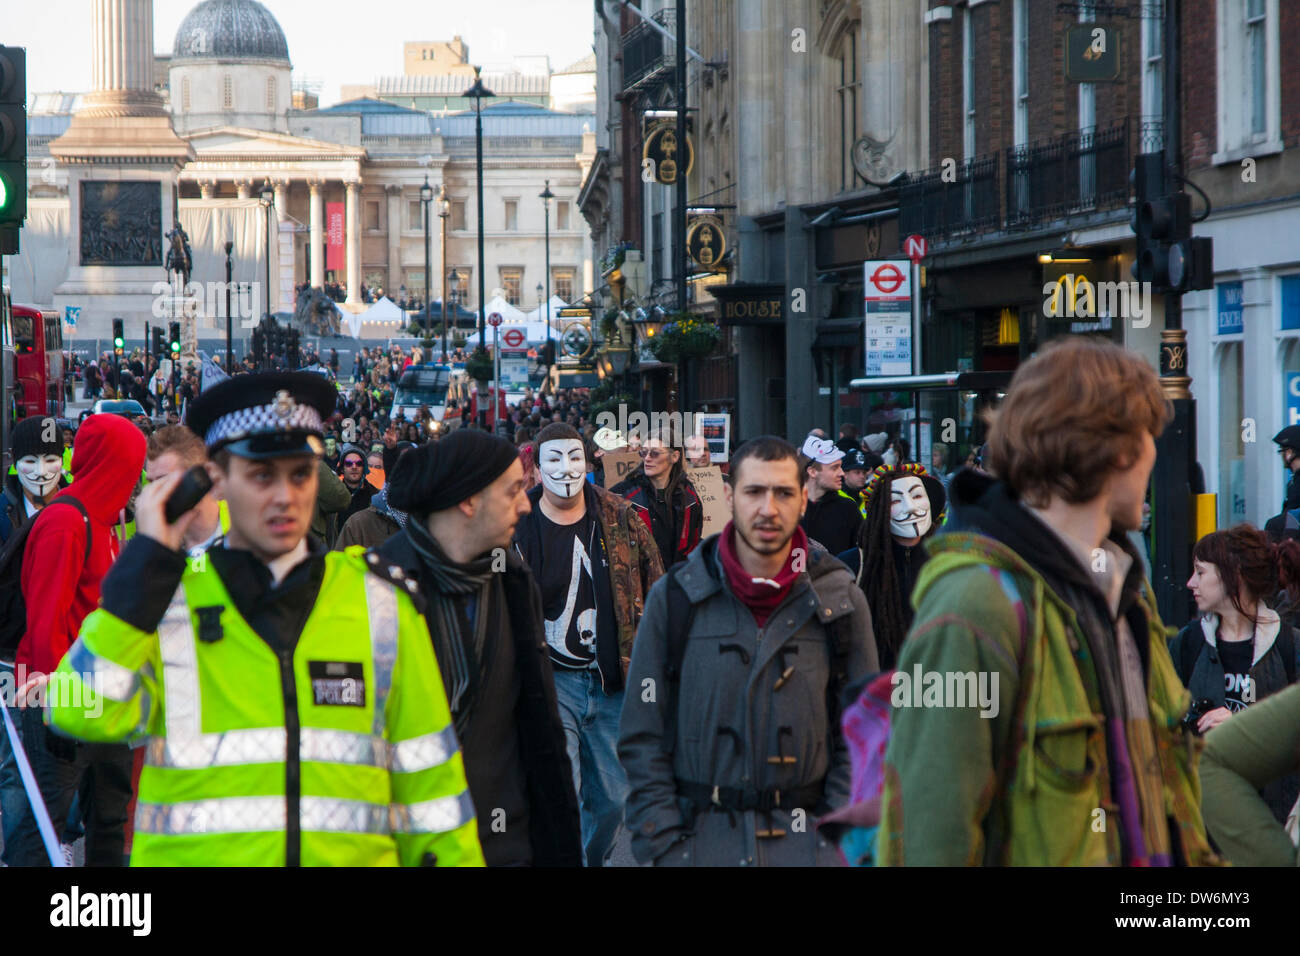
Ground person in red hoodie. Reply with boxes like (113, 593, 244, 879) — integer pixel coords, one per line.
(2, 412, 145, 866)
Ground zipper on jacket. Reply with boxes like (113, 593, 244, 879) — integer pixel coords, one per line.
(277, 646, 302, 867)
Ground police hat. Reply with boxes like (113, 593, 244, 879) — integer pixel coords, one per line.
(1275, 426, 1300, 452)
(842, 448, 868, 472)
(186, 371, 338, 460)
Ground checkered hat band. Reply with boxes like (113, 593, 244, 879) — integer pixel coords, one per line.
(204, 401, 324, 448)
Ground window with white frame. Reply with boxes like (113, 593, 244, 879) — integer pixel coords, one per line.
(1013, 0, 1029, 147)
(963, 9, 976, 160)
(1217, 0, 1280, 161)
(500, 268, 523, 305)
(1078, 5, 1096, 203)
(1141, 7, 1164, 151)
(552, 268, 575, 304)
(835, 28, 862, 191)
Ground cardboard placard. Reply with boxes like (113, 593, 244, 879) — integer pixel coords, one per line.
(602, 450, 643, 489)
(687, 466, 730, 537)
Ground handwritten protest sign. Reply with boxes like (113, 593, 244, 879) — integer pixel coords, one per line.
(602, 450, 643, 489)
(687, 466, 729, 538)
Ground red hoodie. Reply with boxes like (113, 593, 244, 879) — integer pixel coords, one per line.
(18, 414, 146, 676)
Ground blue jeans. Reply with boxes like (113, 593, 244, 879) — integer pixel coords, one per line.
(551, 667, 629, 867)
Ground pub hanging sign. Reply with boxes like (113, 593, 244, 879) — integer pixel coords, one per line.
(643, 124, 695, 186)
(687, 216, 727, 271)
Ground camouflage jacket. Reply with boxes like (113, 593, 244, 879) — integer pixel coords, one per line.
(515, 482, 665, 692)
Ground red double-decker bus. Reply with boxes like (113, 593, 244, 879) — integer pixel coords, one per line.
(6, 295, 65, 420)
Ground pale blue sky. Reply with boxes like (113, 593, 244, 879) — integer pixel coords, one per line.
(8, 0, 596, 107)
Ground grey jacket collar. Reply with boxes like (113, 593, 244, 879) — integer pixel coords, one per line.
(1200, 607, 1280, 667)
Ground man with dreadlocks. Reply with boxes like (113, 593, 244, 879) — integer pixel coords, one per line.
(837, 462, 946, 670)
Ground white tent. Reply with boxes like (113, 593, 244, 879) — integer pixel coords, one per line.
(479, 294, 527, 323)
(351, 296, 406, 339)
(524, 295, 571, 328)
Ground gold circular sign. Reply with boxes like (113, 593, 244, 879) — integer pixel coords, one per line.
(643, 125, 695, 185)
(686, 217, 727, 271)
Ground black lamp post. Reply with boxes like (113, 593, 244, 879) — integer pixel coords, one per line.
(420, 175, 434, 353)
(448, 267, 461, 360)
(259, 181, 275, 322)
(439, 187, 451, 363)
(224, 238, 234, 371)
(540, 179, 554, 367)
(464, 65, 495, 428)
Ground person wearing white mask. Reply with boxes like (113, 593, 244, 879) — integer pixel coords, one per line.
(1, 416, 69, 547)
(837, 463, 946, 669)
(514, 422, 664, 867)
(798, 434, 863, 554)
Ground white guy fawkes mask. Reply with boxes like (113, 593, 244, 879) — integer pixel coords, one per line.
(17, 454, 63, 500)
(889, 475, 931, 540)
(539, 438, 587, 499)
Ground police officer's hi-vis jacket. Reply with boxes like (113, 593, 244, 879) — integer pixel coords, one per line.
(46, 542, 485, 867)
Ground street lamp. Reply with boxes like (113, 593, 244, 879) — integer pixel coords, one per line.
(224, 237, 234, 372)
(449, 269, 461, 356)
(536, 282, 544, 311)
(540, 179, 554, 366)
(420, 175, 434, 353)
(259, 181, 275, 321)
(439, 187, 451, 363)
(463, 65, 495, 428)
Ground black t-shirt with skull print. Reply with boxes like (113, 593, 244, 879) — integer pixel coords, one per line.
(536, 508, 600, 668)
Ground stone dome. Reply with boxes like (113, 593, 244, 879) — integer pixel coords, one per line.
(172, 0, 290, 63)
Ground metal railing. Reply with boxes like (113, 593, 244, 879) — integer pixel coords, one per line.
(1005, 120, 1129, 229)
(898, 154, 1001, 241)
(622, 8, 677, 91)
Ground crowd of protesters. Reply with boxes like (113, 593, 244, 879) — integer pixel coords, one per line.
(7, 334, 1300, 868)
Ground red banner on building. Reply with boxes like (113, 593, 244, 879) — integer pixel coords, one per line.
(326, 202, 344, 272)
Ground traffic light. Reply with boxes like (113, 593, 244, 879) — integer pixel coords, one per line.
(0, 46, 26, 236)
(152, 327, 165, 358)
(1130, 153, 1165, 286)
(251, 326, 264, 366)
(112, 318, 125, 355)
(1131, 151, 1214, 294)
(169, 321, 181, 356)
(287, 328, 300, 369)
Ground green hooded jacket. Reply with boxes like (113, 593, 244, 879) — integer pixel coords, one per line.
(877, 530, 1220, 866)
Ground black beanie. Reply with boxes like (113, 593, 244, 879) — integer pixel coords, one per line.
(11, 415, 64, 460)
(387, 430, 519, 515)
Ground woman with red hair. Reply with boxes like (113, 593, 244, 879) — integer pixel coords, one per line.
(1170, 524, 1300, 822)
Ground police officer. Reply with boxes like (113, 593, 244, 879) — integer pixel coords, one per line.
(45, 372, 484, 866)
(1275, 425, 1300, 513)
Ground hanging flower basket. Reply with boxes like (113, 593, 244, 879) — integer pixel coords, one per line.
(465, 347, 494, 383)
(648, 312, 721, 364)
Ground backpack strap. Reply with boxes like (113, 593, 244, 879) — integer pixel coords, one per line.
(661, 560, 702, 759)
(1279, 624, 1298, 686)
(981, 567, 1035, 867)
(50, 497, 94, 566)
(1178, 621, 1204, 685)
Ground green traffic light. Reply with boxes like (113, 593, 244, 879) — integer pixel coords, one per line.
(114, 337, 124, 348)
(170, 343, 180, 353)
(0, 175, 7, 211)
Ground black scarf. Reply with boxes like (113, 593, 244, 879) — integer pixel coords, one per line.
(404, 518, 501, 734)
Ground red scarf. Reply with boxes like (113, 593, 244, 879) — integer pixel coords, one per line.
(718, 521, 807, 627)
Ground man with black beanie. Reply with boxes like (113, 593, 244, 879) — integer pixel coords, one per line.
(335, 441, 416, 550)
(368, 430, 581, 866)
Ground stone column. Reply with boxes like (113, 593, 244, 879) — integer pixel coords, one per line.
(272, 178, 289, 221)
(83, 0, 167, 116)
(386, 184, 403, 299)
(235, 178, 252, 199)
(345, 180, 361, 304)
(309, 179, 324, 289)
(198, 179, 215, 199)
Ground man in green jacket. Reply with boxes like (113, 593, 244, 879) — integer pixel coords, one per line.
(878, 337, 1218, 866)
